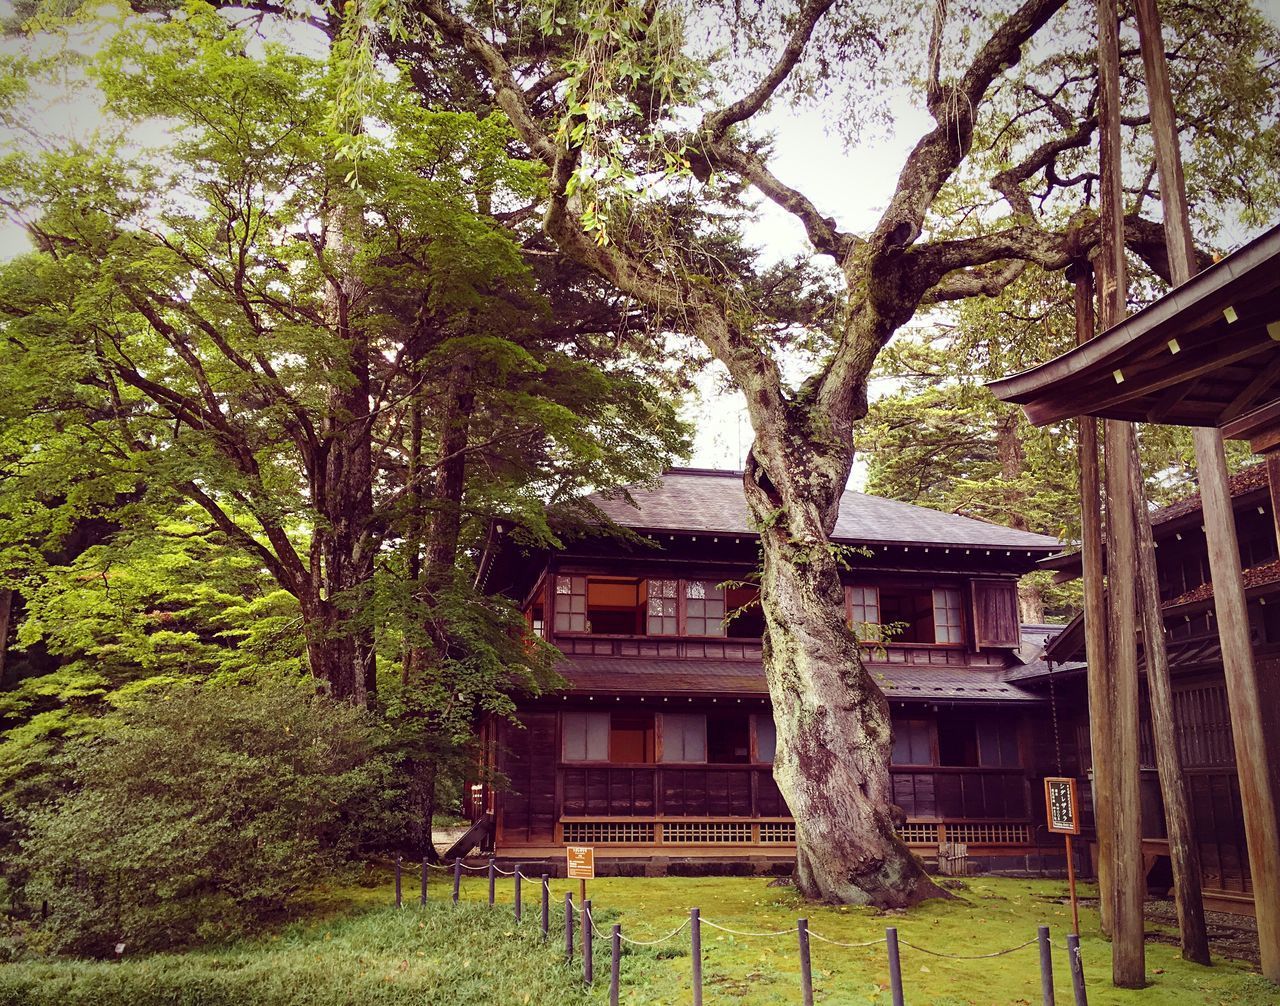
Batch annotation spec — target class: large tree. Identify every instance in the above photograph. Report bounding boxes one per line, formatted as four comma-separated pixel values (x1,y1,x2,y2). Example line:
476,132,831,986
0,7,686,706
373,0,1280,904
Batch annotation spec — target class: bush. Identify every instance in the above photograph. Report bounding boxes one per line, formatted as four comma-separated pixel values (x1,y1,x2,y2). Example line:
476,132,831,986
16,677,401,956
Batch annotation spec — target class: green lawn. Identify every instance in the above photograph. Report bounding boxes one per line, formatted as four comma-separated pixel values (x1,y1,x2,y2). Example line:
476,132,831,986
1,867,1274,1005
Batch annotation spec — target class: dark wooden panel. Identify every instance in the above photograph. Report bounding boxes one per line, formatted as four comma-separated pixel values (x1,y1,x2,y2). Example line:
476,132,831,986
971,579,1020,648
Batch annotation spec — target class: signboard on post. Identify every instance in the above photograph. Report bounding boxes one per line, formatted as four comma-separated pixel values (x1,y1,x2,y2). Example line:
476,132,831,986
1044,777,1081,834
566,846,595,879
1043,776,1082,935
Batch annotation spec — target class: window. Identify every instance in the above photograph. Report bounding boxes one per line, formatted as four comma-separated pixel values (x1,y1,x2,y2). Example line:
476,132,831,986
526,601,544,638
609,713,655,762
977,715,1021,767
685,580,726,636
725,585,765,638
879,587,936,643
563,711,609,761
932,588,964,644
754,714,777,763
646,578,678,635
661,713,707,762
936,711,979,767
891,717,933,765
554,575,587,633
707,713,751,763
586,576,645,634
849,585,881,641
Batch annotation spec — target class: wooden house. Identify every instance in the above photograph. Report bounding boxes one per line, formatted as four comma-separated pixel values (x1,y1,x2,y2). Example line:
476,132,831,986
472,468,1069,874
1035,463,1280,914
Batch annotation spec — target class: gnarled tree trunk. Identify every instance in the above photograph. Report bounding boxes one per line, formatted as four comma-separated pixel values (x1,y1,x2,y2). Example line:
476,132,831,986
743,450,945,906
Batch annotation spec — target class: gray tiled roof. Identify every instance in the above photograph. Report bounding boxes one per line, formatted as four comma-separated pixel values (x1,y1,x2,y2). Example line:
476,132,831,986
589,469,1061,551
557,655,1043,703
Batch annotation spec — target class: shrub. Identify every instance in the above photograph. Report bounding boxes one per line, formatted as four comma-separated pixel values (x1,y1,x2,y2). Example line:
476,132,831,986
16,677,401,955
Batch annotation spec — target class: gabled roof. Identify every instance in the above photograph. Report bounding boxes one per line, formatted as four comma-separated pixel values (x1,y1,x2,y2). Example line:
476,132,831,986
588,469,1060,552
555,655,1044,702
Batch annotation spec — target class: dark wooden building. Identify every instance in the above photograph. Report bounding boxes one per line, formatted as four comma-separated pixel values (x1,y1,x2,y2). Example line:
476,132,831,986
473,468,1073,872
1034,463,1280,913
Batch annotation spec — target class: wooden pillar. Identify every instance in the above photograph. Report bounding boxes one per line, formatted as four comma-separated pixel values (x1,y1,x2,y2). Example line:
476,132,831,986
1127,427,1211,965
1133,0,1280,981
1097,0,1144,985
1071,260,1114,936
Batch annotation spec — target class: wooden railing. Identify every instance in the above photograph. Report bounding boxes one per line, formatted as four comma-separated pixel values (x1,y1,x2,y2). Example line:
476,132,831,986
558,764,1031,823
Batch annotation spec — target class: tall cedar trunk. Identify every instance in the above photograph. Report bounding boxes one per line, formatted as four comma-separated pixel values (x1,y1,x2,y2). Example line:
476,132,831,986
402,355,476,860
742,453,947,906
310,195,376,706
995,412,1044,622
0,588,11,688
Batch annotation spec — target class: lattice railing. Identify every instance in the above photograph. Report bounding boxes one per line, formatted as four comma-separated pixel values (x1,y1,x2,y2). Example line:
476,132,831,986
558,819,1026,846
895,822,1030,846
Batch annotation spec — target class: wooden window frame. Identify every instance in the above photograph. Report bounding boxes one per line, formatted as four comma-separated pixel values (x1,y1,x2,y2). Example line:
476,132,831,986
844,582,967,649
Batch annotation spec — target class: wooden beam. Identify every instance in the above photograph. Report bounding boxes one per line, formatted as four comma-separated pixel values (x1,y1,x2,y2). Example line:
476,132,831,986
1219,353,1280,424
1074,261,1115,938
1098,0,1144,985
1135,0,1280,981
1127,426,1211,965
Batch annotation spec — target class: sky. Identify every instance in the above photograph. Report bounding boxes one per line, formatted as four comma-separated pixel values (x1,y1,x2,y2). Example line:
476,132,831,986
2,1,1278,485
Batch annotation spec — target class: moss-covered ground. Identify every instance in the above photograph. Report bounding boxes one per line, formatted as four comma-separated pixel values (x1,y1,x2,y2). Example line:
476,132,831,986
1,866,1274,1005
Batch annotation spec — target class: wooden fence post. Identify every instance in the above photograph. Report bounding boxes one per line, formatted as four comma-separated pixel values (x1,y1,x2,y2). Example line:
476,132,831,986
487,858,495,906
1067,933,1088,1006
798,918,813,1006
691,908,702,1006
452,859,461,904
514,863,522,921
886,926,905,1006
583,898,593,985
420,859,428,906
541,874,550,940
564,892,574,962
1038,926,1055,1006
394,856,402,908
610,924,621,1006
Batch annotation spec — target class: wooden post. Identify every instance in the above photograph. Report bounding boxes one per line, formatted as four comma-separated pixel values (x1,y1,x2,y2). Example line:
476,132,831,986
1072,259,1113,937
1097,0,1144,985
564,892,574,962
541,874,550,940
487,858,495,906
1193,429,1280,981
452,858,461,904
1128,427,1211,964
1038,926,1055,1006
691,908,702,1006
1065,836,1080,937
420,858,428,905
583,898,593,985
514,863,522,921
1132,0,1280,981
886,926,905,1006
798,918,813,1006
1067,933,1089,1006
610,924,621,1006
394,855,402,908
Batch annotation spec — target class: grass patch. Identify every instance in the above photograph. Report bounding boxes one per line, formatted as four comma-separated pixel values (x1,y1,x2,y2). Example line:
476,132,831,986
2,868,1274,1006
0,898,595,1006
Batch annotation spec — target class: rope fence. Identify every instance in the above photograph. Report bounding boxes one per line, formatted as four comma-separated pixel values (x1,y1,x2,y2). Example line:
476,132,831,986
391,855,1091,1005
